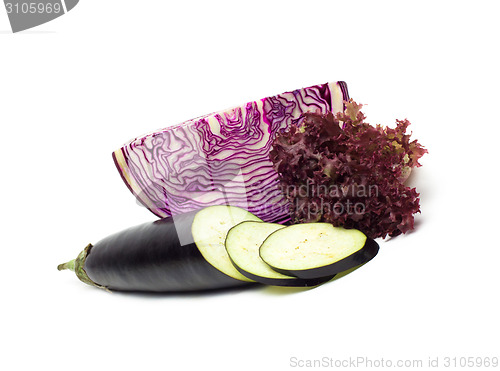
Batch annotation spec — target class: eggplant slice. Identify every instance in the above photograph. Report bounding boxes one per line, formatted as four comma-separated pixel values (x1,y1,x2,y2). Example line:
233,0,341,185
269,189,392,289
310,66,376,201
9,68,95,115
226,221,335,287
191,205,262,282
259,223,379,279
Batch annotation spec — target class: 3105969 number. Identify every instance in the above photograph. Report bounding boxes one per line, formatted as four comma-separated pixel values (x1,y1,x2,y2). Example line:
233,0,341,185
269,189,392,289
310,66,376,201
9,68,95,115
5,2,62,14
443,357,498,368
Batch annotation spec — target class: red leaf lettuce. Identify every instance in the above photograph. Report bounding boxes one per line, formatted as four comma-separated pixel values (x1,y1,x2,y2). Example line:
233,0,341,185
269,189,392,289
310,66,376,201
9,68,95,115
269,100,427,239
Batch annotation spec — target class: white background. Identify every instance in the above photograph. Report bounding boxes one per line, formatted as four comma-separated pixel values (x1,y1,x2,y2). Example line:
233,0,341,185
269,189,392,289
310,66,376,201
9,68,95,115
1,1,499,370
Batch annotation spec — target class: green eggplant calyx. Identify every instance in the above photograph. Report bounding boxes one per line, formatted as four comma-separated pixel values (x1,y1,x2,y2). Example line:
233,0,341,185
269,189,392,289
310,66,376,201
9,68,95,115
58,244,111,292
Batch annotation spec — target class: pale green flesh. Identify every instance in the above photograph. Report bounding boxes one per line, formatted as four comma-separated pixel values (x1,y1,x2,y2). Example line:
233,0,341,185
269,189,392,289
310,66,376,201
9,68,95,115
260,223,367,271
225,221,297,280
191,206,262,282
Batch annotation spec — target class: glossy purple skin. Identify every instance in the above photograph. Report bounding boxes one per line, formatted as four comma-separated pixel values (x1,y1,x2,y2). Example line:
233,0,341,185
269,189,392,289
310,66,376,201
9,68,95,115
84,212,252,292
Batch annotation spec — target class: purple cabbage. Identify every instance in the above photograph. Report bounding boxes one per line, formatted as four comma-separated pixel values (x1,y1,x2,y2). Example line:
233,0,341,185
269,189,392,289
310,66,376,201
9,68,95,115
113,82,350,222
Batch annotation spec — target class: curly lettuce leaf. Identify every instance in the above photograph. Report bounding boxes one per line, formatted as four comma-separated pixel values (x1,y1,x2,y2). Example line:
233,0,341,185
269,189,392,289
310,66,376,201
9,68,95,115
269,100,427,239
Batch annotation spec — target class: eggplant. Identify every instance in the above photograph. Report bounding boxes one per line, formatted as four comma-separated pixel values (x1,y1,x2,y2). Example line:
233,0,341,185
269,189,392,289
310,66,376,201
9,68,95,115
259,223,379,279
191,205,262,282
58,210,255,292
225,221,336,287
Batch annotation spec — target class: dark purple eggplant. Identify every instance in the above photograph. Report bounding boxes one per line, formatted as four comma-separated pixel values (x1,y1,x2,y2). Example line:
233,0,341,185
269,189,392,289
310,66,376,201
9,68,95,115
57,210,255,293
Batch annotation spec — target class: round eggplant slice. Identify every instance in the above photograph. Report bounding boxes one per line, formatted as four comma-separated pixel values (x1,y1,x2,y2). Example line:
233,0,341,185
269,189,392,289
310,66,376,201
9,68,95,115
225,221,336,287
191,205,262,282
259,223,379,279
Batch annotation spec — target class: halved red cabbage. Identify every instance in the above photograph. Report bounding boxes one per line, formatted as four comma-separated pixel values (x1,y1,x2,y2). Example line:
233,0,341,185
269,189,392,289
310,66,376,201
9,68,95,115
113,82,349,223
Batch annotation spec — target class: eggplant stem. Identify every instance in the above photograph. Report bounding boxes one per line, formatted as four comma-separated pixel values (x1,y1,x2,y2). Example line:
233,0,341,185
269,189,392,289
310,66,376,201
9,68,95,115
57,244,111,293
57,260,75,272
